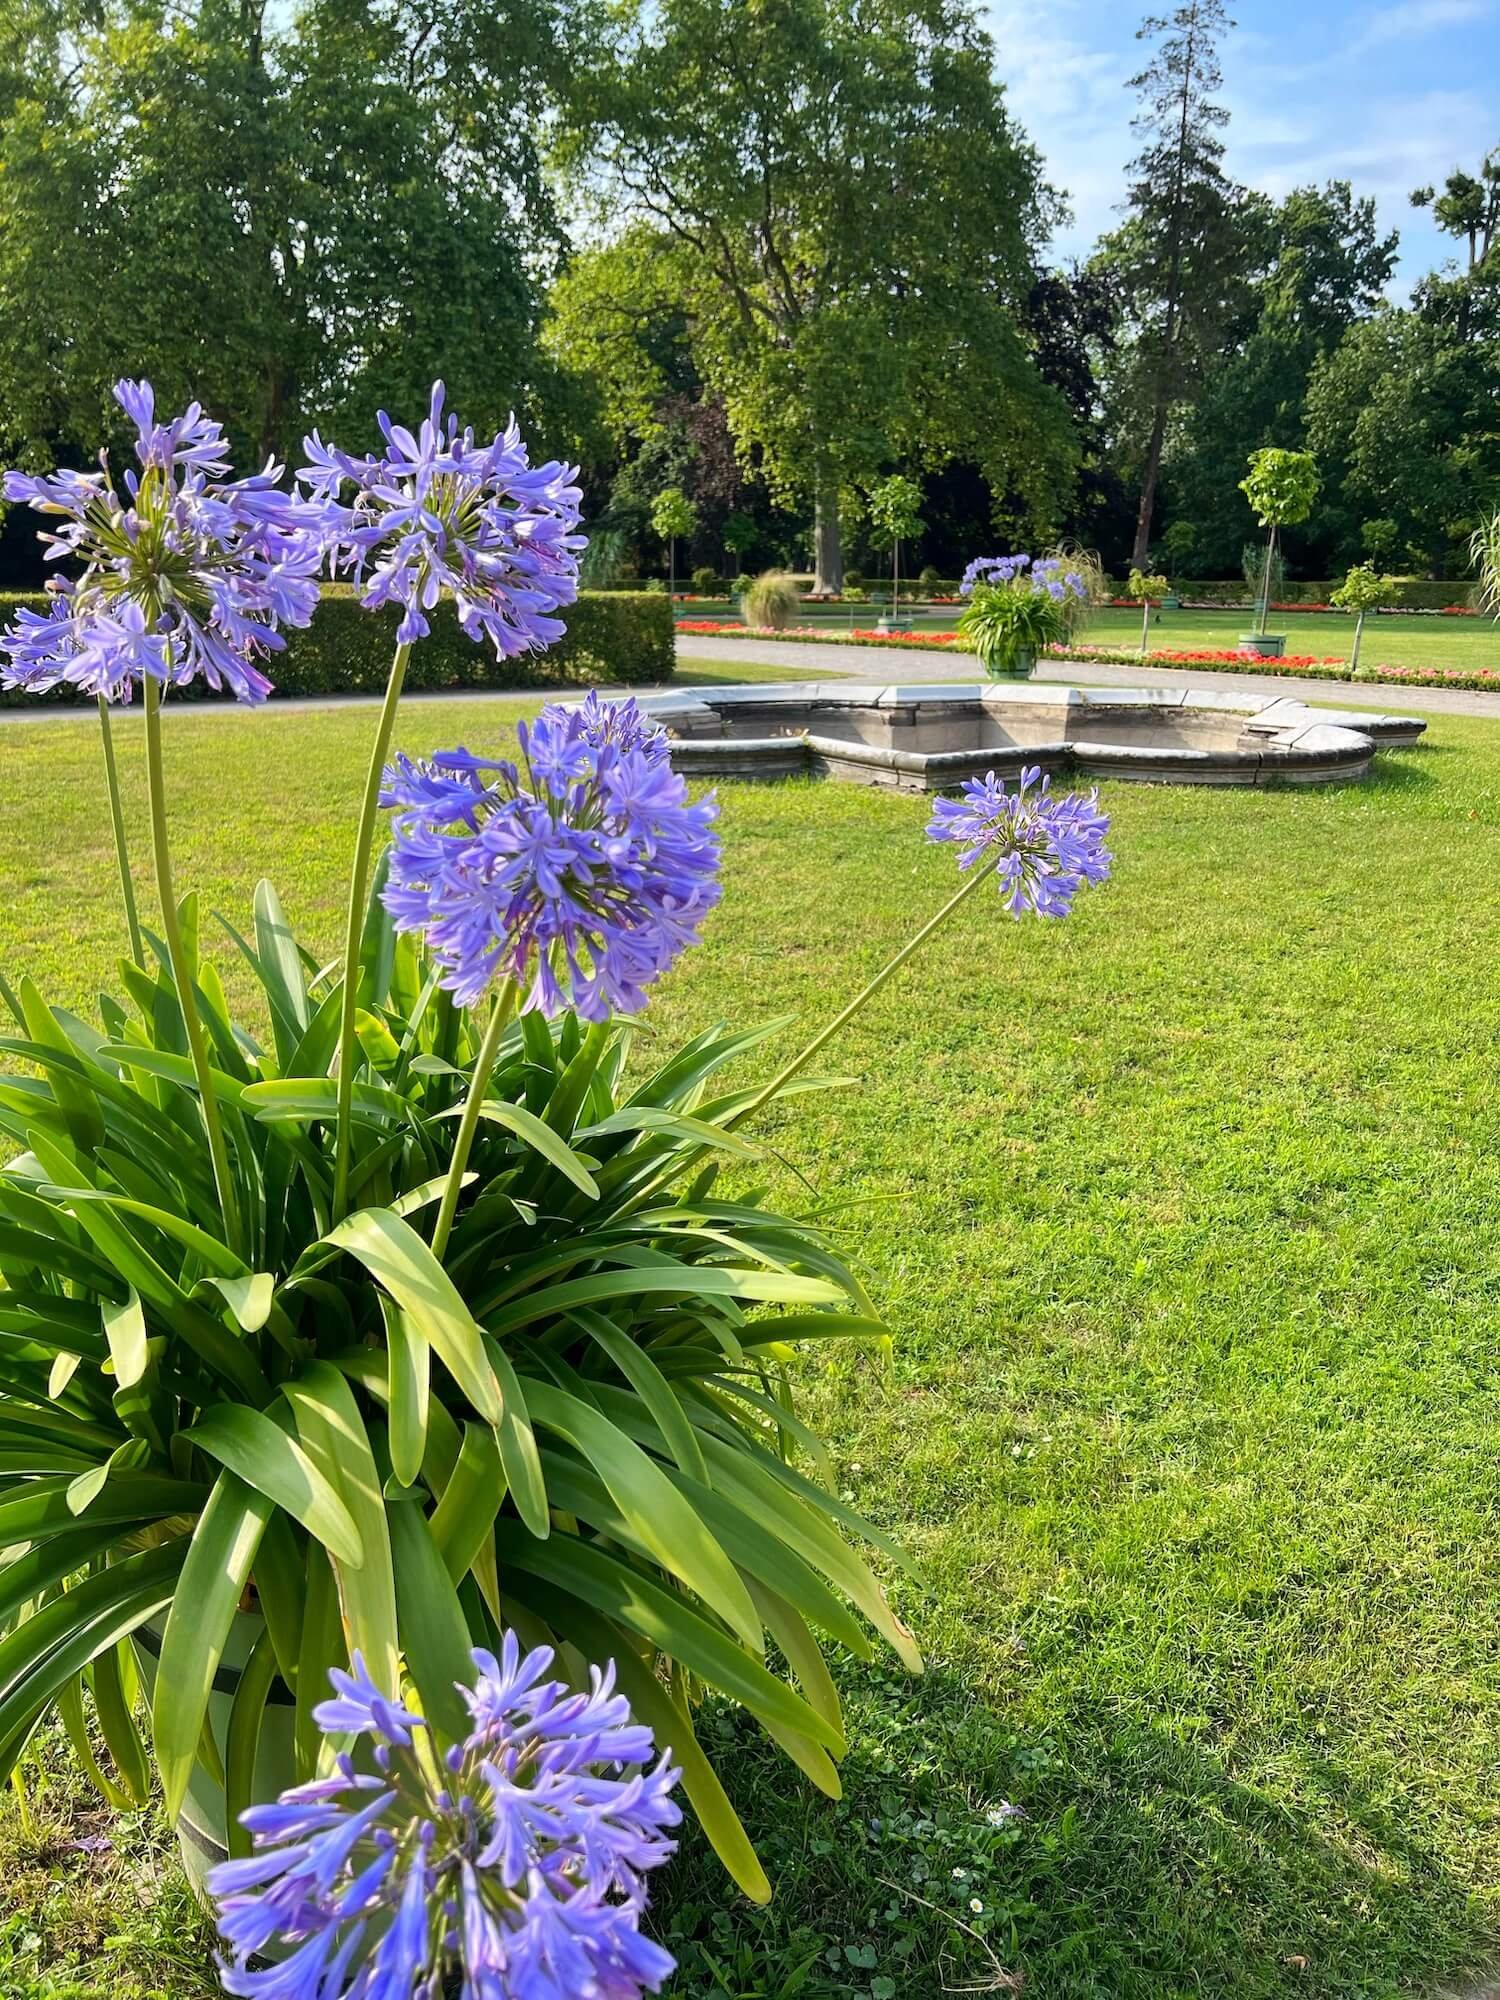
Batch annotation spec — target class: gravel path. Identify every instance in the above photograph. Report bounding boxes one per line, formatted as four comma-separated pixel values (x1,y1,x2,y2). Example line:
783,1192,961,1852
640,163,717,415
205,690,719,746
3,636,1496,727
675,636,1500,722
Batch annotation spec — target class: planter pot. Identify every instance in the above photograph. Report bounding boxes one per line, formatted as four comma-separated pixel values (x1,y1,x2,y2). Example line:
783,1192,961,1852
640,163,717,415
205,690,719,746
1161,595,1181,611
134,1610,297,1901
1238,633,1287,658
876,616,913,635
986,650,1036,681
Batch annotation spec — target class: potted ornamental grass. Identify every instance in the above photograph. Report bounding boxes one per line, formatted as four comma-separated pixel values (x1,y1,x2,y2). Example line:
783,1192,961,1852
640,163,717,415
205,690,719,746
956,553,1090,678
0,381,1112,1998
1238,447,1319,658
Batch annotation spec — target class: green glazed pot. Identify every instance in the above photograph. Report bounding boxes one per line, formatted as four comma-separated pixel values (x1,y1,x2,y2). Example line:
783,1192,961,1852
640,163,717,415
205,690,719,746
985,648,1035,680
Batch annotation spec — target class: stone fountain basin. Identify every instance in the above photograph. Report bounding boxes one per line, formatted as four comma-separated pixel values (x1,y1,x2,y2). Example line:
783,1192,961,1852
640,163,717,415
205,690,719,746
597,681,1424,791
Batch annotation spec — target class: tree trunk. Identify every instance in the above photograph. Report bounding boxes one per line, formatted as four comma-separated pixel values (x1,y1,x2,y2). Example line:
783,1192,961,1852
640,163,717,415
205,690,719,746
1257,524,1278,635
1131,401,1169,570
813,474,843,596
1351,608,1364,674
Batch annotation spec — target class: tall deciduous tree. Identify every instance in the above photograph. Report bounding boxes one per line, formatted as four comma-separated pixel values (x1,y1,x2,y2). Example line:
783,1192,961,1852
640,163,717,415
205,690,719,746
559,0,1077,593
1305,310,1500,573
0,0,570,481
1410,145,1500,344
1163,182,1397,575
1097,0,1249,568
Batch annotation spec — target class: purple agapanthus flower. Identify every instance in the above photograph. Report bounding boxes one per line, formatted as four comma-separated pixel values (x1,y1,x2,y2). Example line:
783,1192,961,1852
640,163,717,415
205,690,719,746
0,380,332,703
301,382,585,654
379,696,720,1017
206,1638,681,2000
926,765,1112,917
959,554,1088,603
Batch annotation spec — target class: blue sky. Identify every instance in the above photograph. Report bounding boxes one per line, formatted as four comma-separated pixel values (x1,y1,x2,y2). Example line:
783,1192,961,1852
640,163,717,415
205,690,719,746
983,0,1500,293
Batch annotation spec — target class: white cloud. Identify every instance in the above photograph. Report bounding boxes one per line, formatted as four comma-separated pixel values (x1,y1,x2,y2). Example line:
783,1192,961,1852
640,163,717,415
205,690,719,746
1352,0,1492,51
981,0,1493,290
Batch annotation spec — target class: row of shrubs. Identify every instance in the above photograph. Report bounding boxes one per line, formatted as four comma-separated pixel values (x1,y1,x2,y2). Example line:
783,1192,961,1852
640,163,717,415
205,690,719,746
0,589,676,704
671,571,1479,610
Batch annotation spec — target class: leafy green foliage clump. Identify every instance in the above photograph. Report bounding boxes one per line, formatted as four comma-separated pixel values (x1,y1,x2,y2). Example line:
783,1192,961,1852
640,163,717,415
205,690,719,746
0,881,912,1899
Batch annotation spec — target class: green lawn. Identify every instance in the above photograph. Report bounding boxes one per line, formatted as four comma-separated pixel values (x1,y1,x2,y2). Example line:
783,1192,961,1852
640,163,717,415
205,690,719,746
681,602,1500,675
5,695,1500,1998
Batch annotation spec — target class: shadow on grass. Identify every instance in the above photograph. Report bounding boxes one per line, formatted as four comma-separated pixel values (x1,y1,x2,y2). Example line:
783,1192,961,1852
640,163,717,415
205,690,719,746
660,1663,1495,2000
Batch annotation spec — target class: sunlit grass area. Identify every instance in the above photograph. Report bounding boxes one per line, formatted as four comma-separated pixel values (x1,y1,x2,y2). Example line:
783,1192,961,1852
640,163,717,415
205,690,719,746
4,696,1500,1997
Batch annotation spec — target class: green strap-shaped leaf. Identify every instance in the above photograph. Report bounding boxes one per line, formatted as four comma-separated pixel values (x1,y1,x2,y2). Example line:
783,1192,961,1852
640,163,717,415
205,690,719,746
224,1626,281,1860
494,1525,839,1754
295,1544,345,1780
530,1594,771,1906
153,1473,271,1820
89,1640,153,1807
0,1542,186,1785
387,1498,473,1741
200,1271,276,1333
574,1309,708,1482
324,1208,501,1425
182,1407,364,1569
484,1264,846,1342
382,1300,429,1490
429,1422,506,1589
18,977,105,1152
280,1362,398,1695
250,1507,306,1694
57,1674,135,1812
523,1379,760,1651
452,1102,600,1198
102,1288,149,1389
254,879,311,1059
479,1336,548,1538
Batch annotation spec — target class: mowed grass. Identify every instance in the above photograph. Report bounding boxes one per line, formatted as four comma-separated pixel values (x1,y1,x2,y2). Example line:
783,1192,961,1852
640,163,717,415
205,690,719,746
681,601,1500,675
5,695,1500,1997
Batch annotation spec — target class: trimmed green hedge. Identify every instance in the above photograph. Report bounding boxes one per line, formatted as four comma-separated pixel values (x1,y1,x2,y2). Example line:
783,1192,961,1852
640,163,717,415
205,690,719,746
0,589,674,706
1160,578,1473,610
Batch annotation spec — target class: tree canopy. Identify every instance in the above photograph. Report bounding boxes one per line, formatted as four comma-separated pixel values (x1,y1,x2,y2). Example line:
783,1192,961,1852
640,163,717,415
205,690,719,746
556,0,1078,590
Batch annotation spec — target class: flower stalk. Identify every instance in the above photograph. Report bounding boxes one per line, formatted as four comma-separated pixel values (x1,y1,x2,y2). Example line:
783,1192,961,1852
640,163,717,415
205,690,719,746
731,851,1001,1128
331,639,411,1222
96,696,144,967
430,980,518,1258
142,677,241,1253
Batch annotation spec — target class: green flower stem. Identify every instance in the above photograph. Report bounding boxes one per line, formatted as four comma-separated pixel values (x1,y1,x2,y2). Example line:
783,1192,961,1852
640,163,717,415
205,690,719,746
332,639,412,1223
142,677,241,1253
731,849,1002,1130
97,696,144,967
430,983,519,1260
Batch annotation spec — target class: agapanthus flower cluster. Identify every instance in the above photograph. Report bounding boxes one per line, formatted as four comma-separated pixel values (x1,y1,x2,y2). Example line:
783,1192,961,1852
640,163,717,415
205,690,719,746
0,380,333,703
301,382,584,654
926,765,1112,917
959,554,1088,603
380,694,720,1017
207,1640,681,2000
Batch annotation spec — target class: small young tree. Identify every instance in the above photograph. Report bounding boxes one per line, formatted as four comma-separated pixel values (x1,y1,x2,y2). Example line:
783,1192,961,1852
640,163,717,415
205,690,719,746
651,486,698,599
1330,562,1388,675
1239,448,1320,634
1127,565,1171,655
867,475,925,619
722,509,758,575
